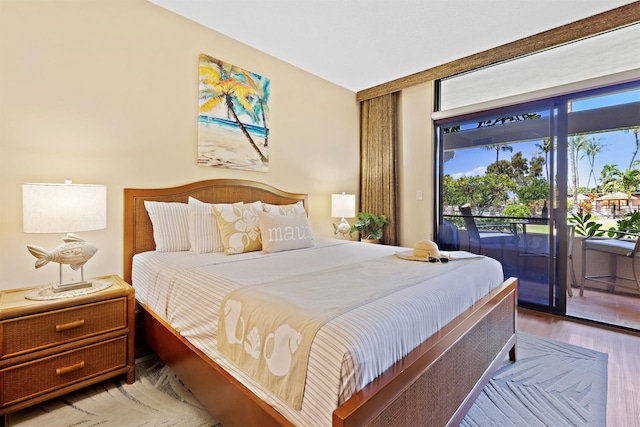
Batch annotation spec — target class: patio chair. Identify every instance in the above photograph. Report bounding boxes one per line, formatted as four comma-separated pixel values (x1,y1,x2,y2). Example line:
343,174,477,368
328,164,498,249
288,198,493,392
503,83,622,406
439,219,460,251
458,206,515,254
581,230,640,296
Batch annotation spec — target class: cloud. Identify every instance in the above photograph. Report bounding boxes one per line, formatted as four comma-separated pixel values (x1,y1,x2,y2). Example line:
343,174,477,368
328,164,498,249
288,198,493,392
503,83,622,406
451,166,486,179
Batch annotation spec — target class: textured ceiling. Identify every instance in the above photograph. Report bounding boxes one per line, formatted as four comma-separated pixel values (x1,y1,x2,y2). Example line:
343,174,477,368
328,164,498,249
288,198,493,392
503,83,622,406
148,0,637,92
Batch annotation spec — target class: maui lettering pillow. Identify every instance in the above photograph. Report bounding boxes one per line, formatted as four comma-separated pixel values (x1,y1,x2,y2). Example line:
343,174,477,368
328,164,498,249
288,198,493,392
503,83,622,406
258,209,314,253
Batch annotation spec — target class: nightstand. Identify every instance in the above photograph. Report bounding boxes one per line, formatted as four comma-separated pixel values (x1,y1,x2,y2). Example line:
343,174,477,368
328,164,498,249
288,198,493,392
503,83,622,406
0,275,135,420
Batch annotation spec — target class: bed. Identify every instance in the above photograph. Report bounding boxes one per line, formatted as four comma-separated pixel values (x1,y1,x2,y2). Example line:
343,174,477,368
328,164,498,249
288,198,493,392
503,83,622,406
123,179,517,427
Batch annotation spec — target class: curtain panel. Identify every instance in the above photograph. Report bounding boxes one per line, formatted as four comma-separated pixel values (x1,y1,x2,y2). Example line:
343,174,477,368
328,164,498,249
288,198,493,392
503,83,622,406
359,92,399,245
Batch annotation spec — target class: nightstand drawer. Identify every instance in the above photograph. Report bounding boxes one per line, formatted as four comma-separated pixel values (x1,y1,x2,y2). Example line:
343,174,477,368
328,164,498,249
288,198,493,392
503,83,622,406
1,298,127,359
0,336,127,407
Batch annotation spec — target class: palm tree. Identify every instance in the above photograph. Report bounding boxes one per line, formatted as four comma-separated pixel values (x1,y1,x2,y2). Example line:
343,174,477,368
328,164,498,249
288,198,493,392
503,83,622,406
569,135,588,198
629,127,639,170
604,168,640,212
483,144,513,164
533,138,552,182
253,79,270,147
620,168,640,200
600,164,621,190
581,137,607,189
199,55,268,163
569,138,576,211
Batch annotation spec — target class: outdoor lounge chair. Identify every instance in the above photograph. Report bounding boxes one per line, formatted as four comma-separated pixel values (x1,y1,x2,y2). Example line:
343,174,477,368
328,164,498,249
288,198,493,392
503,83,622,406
581,230,640,296
458,206,516,255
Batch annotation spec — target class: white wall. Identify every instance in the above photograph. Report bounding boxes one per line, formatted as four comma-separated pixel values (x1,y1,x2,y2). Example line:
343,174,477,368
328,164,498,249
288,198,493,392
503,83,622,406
0,0,360,289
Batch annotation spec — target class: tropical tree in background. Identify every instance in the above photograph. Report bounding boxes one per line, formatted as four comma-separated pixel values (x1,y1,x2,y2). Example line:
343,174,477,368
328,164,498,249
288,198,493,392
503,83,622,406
582,137,607,190
529,155,545,181
627,127,639,170
602,168,640,209
442,174,467,208
569,135,589,210
620,168,640,200
485,151,542,188
448,173,516,215
516,178,549,207
445,151,545,215
600,163,621,191
483,144,513,164
533,138,553,182
199,55,268,163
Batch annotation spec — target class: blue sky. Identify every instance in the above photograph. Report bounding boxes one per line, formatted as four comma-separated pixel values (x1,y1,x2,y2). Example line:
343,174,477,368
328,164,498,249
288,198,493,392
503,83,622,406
444,88,640,189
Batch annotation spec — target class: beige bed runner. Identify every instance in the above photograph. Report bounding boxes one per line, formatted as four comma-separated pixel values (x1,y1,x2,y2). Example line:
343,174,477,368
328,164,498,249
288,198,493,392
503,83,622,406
217,254,460,409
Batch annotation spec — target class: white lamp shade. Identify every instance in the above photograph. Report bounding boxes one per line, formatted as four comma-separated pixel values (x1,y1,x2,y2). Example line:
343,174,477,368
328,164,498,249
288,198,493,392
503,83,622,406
23,183,107,233
331,193,356,218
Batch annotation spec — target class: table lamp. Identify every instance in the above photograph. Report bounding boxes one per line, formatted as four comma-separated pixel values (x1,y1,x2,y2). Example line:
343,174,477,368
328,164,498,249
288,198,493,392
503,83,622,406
331,193,356,237
22,180,107,292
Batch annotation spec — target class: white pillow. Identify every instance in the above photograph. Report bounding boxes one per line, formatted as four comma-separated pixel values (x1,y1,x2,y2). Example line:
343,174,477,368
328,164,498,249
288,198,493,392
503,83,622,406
258,209,314,253
144,201,190,252
188,197,225,253
213,201,263,255
262,201,306,216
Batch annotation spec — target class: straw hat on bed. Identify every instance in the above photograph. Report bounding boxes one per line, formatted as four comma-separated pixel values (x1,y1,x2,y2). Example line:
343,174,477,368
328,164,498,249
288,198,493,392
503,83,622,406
396,240,440,261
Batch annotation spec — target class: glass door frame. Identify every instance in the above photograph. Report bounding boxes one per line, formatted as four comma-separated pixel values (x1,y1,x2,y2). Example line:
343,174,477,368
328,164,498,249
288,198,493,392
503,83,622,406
435,79,640,317
434,98,571,314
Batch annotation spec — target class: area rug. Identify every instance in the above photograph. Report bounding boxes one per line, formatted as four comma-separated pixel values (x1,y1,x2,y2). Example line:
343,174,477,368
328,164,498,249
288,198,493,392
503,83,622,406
461,332,608,427
7,333,607,427
6,354,221,427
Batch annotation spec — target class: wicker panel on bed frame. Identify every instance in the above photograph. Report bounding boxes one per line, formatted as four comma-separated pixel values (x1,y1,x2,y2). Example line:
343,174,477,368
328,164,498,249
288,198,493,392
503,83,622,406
336,283,516,427
123,179,517,427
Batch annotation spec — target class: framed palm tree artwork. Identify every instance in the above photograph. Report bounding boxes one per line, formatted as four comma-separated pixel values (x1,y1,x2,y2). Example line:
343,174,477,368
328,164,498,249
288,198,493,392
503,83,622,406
198,53,270,172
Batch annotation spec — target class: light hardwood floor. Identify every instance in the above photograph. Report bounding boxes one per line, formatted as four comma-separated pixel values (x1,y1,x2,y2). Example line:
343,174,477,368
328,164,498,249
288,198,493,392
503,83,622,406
566,287,640,330
518,308,640,427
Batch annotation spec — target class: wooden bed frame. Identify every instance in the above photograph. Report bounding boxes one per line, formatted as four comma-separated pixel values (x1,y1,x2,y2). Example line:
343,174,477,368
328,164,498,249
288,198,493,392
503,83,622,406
123,179,517,427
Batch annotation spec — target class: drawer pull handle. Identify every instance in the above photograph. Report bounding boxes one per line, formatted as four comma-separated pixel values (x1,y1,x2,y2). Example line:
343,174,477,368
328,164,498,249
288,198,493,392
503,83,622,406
55,320,85,332
56,361,85,375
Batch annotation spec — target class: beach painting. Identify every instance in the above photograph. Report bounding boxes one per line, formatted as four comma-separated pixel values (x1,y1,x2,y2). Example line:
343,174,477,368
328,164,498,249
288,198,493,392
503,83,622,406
198,53,270,172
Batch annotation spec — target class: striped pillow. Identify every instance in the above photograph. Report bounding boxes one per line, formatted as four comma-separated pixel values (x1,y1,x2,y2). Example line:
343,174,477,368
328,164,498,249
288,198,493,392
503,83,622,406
144,201,190,252
188,197,225,253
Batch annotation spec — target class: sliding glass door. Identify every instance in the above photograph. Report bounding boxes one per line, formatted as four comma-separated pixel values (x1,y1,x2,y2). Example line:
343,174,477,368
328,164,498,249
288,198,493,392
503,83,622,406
435,81,640,321
436,103,560,310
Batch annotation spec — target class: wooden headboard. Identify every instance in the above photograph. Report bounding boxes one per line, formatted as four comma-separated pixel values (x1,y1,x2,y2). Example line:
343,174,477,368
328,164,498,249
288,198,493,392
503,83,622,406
123,179,308,284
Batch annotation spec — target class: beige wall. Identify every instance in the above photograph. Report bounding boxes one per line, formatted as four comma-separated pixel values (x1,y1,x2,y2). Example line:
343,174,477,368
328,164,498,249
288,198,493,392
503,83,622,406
397,83,435,247
0,0,361,289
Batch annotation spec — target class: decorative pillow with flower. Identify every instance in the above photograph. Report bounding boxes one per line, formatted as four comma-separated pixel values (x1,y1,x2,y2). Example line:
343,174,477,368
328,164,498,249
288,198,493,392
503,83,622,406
213,201,263,254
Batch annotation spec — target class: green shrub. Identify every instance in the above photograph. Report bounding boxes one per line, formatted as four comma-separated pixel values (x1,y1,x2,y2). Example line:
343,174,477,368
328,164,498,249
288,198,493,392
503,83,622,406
503,204,530,218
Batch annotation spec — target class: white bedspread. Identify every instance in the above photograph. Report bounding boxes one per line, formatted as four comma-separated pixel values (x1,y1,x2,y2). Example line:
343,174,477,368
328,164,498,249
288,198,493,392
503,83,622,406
132,238,504,427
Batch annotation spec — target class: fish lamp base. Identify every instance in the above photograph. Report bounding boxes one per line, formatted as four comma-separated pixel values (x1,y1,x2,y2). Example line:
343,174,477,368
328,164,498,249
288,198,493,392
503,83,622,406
52,280,93,293
51,263,92,293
